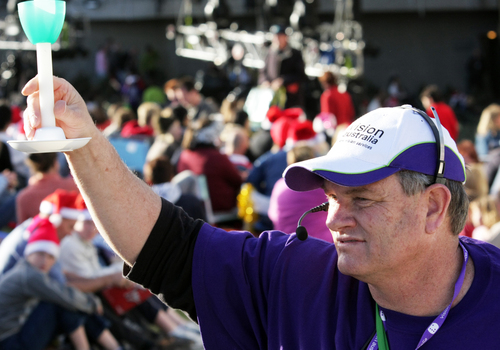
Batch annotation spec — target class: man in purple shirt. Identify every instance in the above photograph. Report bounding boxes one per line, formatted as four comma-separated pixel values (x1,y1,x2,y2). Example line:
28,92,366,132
22,77,500,349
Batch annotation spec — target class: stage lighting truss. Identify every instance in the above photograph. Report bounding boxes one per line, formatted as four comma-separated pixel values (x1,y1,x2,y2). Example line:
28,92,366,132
168,0,365,79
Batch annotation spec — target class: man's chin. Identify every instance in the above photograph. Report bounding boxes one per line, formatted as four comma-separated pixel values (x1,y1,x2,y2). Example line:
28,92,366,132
337,257,367,279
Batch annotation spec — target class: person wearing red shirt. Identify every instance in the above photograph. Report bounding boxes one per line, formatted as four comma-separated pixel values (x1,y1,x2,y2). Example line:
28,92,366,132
177,118,242,213
421,85,459,141
16,153,77,223
318,71,355,127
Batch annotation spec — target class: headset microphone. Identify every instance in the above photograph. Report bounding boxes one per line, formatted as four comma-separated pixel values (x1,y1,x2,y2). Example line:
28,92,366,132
296,202,329,241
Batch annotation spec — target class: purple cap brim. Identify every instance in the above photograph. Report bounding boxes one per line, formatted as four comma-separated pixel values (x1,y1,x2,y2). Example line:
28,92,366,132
284,143,466,191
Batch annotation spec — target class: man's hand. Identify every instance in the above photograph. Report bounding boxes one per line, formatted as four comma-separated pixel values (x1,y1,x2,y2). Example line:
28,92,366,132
22,76,162,266
21,76,97,140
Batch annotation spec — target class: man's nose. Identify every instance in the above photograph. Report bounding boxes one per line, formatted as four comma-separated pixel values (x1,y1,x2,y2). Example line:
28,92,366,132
326,201,356,232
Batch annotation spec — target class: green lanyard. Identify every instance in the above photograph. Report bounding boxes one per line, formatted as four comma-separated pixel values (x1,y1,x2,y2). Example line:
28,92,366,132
375,304,390,350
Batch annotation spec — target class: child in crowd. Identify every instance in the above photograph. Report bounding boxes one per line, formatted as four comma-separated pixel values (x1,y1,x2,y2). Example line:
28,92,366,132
0,219,120,350
60,208,203,347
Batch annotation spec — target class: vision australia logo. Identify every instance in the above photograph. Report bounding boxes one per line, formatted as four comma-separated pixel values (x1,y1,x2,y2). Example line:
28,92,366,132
343,124,385,145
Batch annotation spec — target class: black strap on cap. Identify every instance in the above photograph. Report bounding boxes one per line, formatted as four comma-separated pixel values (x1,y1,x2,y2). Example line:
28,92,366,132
400,105,446,185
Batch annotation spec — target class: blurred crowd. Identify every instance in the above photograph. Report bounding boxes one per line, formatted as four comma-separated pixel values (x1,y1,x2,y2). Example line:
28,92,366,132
1,30,500,349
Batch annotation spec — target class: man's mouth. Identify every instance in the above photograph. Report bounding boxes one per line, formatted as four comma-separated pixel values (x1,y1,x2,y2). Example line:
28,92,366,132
336,236,365,244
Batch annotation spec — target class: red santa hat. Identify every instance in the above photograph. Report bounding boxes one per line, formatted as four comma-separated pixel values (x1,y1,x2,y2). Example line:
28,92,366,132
266,106,283,123
270,117,293,148
24,219,60,258
39,190,81,227
288,120,316,143
266,106,304,123
75,193,92,222
281,108,304,120
268,107,305,148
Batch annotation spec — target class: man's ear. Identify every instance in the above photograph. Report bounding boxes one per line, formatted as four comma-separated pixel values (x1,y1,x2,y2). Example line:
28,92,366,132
424,184,452,234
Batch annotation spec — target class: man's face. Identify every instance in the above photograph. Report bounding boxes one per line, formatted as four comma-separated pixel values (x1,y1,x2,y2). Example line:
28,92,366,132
165,88,178,104
276,33,288,50
57,218,77,239
74,220,98,242
175,88,187,105
26,251,56,273
323,174,427,282
169,120,183,142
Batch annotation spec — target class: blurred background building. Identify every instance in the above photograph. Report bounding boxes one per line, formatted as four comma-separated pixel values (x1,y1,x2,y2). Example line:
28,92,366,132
0,0,497,130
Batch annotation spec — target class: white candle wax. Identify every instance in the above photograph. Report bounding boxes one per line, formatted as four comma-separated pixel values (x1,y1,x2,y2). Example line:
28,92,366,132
36,42,56,129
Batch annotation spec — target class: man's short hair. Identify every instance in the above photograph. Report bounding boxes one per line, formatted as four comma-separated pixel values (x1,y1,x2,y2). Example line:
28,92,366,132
397,170,469,235
155,107,176,135
144,156,175,184
318,72,337,87
420,85,443,103
27,153,58,173
179,77,196,92
163,78,179,93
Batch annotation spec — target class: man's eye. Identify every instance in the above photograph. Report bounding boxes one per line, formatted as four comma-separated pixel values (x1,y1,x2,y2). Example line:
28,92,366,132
355,197,372,205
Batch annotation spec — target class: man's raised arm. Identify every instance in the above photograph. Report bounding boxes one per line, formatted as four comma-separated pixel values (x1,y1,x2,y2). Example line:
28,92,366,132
22,76,161,266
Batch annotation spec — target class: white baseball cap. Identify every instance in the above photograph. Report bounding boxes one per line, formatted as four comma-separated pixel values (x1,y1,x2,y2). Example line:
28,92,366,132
283,106,466,191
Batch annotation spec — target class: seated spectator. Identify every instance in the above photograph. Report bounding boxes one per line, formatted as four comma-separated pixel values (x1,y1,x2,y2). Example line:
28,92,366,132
475,104,500,190
144,156,206,221
0,138,12,173
177,115,242,213
285,119,330,157
146,107,184,167
234,110,250,131
220,94,246,125
102,107,135,139
247,109,297,197
138,102,161,132
469,195,500,243
247,109,303,231
120,102,158,138
220,124,252,180
0,190,81,280
176,76,218,121
87,102,111,131
163,78,180,107
0,100,29,183
0,169,17,230
268,145,332,242
482,190,500,249
60,212,202,346
248,127,273,162
59,212,128,289
475,103,500,160
16,152,77,223
172,105,189,129
0,219,120,350
456,140,488,201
